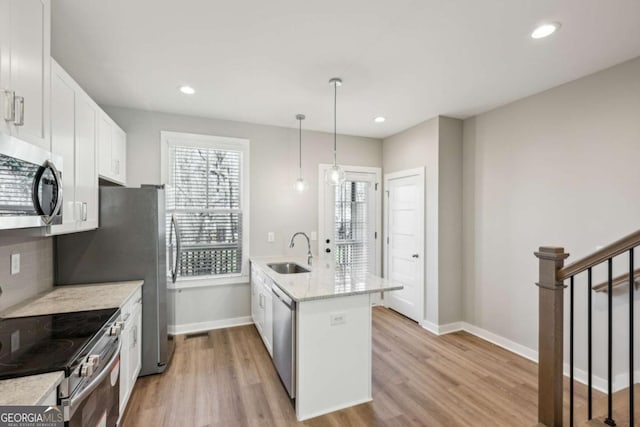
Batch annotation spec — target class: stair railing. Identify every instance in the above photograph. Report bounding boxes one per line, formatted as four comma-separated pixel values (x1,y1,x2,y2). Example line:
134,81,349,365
535,229,639,427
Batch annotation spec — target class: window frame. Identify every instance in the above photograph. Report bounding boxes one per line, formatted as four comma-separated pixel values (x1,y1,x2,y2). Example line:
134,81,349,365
161,131,250,289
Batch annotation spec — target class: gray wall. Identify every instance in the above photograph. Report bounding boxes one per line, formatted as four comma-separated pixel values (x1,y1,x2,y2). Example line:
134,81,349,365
103,106,382,329
462,56,640,383
0,235,53,312
437,117,463,325
382,116,463,325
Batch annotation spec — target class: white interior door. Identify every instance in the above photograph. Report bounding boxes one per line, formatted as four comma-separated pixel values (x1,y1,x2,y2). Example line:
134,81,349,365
384,168,425,322
318,165,381,276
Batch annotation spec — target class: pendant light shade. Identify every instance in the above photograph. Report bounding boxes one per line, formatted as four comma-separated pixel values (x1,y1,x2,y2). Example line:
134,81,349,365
295,114,307,192
325,77,345,186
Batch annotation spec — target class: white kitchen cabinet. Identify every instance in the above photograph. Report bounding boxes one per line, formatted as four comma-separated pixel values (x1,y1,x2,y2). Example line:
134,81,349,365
129,304,142,385
251,264,264,335
112,125,127,184
250,263,273,357
251,265,259,327
0,0,50,150
262,278,273,356
98,113,127,185
49,59,98,235
0,0,10,137
119,288,142,421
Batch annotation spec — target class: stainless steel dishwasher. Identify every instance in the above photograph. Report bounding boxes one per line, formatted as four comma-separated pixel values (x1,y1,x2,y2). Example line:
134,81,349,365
272,284,296,398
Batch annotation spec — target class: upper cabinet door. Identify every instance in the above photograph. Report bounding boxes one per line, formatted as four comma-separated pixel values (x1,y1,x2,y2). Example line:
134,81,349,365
75,94,98,229
98,113,113,179
0,0,10,136
112,125,126,184
98,113,127,186
50,63,76,230
9,0,50,149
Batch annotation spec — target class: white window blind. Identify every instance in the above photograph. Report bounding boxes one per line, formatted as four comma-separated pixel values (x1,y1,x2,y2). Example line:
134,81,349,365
334,181,371,272
166,143,244,279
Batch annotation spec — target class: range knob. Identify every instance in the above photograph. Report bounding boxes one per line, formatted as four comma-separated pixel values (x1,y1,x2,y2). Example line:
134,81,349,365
87,354,100,366
79,363,94,378
108,324,122,337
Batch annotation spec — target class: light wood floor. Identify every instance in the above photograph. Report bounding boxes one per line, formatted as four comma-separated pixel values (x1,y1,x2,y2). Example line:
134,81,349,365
121,307,636,427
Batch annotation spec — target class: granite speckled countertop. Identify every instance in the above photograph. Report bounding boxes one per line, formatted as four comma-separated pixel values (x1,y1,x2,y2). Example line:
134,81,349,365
250,256,403,302
0,280,143,405
1,280,143,318
0,371,64,406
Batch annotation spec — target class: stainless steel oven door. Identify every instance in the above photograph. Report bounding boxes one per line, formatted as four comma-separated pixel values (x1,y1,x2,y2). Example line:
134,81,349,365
64,340,121,427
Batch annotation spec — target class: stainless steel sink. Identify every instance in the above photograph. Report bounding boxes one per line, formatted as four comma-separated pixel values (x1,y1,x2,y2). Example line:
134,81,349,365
267,262,310,274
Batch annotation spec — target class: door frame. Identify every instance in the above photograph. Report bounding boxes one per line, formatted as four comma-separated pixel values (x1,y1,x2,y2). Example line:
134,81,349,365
318,164,382,276
383,167,425,321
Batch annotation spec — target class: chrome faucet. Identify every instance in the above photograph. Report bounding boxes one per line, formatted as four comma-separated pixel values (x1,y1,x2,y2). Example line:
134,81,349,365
289,232,312,266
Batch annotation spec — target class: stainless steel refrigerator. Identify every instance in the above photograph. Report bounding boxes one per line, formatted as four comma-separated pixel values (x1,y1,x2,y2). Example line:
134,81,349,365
55,185,174,376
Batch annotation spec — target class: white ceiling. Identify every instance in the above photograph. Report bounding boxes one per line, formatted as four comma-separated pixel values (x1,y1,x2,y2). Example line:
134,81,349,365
51,0,640,139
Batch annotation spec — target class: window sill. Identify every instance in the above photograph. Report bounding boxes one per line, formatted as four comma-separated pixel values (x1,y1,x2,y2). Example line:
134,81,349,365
167,274,249,290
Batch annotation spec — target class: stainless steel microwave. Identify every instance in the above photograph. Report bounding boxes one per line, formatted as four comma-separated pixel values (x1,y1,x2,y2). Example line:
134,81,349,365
0,133,63,229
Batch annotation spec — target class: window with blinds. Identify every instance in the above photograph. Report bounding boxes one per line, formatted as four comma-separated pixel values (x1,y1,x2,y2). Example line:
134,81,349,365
166,142,245,279
334,181,371,272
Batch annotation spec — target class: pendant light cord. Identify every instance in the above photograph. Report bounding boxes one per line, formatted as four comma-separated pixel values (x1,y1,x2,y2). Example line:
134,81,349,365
298,118,302,177
333,81,337,166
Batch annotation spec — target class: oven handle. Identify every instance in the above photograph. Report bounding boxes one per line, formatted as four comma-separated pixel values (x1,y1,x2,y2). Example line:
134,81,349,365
66,339,122,411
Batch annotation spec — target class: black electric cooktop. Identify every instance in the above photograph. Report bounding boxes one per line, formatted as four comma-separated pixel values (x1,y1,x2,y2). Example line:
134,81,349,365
0,308,117,380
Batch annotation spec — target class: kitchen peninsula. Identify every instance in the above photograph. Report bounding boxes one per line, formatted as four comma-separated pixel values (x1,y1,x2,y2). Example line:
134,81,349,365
250,256,403,421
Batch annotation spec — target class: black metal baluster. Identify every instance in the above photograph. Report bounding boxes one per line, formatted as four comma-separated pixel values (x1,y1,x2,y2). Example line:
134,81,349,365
588,267,593,420
570,275,575,426
605,258,616,426
630,249,635,427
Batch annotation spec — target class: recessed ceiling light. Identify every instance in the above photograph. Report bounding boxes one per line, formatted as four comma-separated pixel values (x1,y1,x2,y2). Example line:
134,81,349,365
374,116,386,123
179,85,195,95
531,22,560,39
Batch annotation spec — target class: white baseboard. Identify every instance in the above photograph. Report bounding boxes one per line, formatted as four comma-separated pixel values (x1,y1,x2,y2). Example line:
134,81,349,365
420,320,638,393
460,322,538,363
168,316,252,335
420,320,463,335
297,397,373,421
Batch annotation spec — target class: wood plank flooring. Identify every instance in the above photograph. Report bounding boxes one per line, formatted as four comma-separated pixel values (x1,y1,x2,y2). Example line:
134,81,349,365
121,307,634,427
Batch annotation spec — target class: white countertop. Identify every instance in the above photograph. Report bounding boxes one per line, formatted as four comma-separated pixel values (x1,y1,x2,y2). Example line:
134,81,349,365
0,280,143,318
0,371,65,406
250,256,403,302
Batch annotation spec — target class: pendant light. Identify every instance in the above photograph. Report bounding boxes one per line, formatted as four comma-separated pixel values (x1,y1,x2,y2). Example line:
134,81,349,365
295,114,306,192
325,77,345,186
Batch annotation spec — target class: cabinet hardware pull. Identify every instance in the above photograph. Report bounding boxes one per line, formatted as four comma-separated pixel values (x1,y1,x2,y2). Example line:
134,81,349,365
3,90,15,122
82,202,88,221
13,96,24,126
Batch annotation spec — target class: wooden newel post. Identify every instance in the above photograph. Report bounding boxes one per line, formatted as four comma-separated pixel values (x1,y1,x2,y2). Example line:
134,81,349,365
535,246,569,427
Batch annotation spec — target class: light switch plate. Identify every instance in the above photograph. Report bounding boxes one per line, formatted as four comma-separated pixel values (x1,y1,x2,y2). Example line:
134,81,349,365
310,231,317,241
267,232,275,243
10,253,20,275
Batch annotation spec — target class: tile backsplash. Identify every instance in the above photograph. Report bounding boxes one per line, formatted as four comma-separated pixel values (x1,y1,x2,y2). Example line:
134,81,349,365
0,235,53,313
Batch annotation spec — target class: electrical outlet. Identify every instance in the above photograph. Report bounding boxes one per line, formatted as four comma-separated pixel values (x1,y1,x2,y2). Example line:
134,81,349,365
10,253,20,275
310,231,317,241
330,312,346,326
267,232,275,243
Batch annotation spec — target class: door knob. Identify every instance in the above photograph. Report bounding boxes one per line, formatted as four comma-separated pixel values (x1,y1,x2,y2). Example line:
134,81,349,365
412,254,419,258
